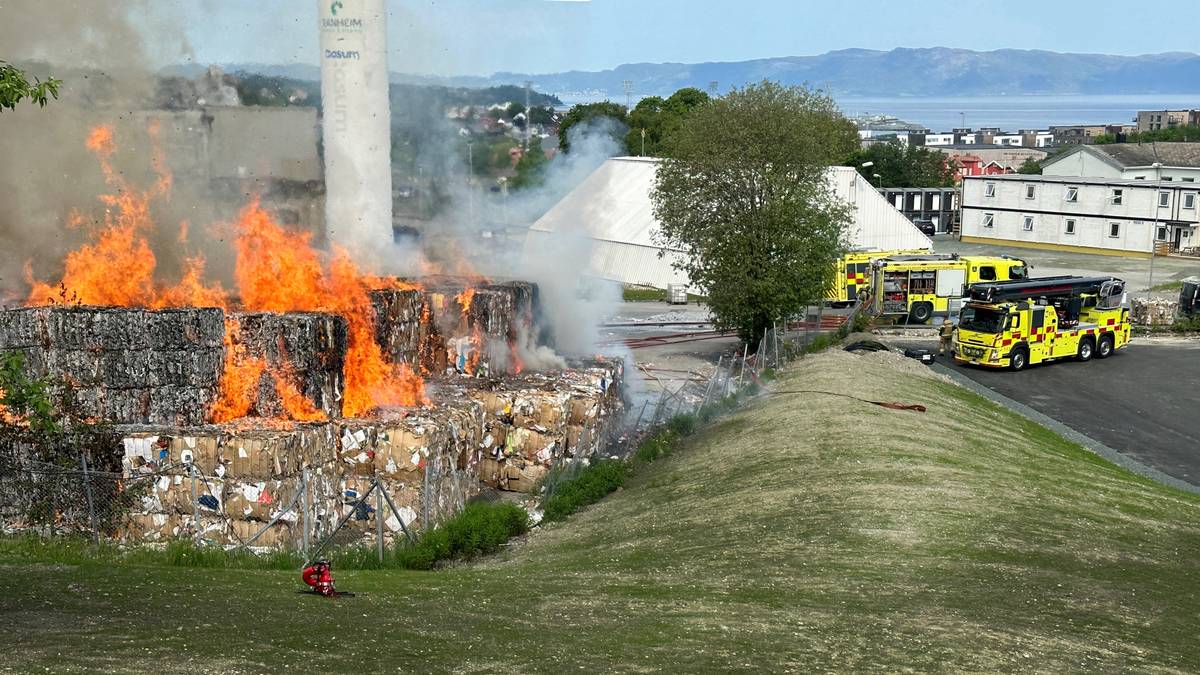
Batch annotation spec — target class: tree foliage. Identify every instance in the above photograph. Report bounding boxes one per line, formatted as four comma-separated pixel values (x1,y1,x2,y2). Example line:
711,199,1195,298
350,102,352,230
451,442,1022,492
0,61,61,112
846,141,955,187
557,101,628,152
0,352,60,434
509,136,549,190
651,81,858,343
1016,156,1043,174
625,87,710,157
1097,124,1200,145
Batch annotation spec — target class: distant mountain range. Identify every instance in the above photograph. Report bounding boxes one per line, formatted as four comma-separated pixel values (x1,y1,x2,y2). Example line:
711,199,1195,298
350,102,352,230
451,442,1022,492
173,48,1200,101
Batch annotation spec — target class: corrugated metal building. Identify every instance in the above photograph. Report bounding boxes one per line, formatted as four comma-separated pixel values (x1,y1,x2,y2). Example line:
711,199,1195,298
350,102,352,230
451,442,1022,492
525,157,932,288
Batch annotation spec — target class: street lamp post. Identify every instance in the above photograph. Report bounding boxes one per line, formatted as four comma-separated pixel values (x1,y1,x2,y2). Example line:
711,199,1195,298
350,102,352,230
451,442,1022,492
1149,161,1163,290
872,173,882,189
860,161,876,187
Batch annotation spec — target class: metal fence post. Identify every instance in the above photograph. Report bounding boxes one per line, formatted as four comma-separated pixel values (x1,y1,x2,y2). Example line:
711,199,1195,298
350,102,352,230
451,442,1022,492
79,453,100,549
375,477,385,563
421,458,431,531
301,468,311,559
737,343,749,389
189,465,200,545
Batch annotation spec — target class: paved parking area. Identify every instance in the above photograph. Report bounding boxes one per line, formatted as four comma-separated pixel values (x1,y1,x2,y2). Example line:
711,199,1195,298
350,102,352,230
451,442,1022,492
933,236,1200,297
929,337,1200,487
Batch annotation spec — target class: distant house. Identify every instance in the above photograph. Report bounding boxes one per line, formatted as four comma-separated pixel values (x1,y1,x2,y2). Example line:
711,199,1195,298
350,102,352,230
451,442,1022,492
961,174,1200,256
1041,143,1200,182
925,133,956,146
1136,109,1200,133
932,145,1047,181
1049,124,1126,146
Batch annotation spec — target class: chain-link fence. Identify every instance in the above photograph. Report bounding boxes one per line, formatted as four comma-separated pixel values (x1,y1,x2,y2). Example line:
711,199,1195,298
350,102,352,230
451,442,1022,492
0,449,475,562
628,300,864,433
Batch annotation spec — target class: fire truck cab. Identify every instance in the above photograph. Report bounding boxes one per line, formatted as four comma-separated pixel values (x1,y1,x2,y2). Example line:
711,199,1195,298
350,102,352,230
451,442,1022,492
954,276,1131,371
870,254,1028,323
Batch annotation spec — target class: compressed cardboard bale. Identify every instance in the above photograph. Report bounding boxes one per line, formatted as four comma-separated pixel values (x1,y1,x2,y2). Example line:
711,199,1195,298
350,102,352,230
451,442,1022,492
224,479,293,521
0,306,224,425
228,519,294,548
124,513,184,543
369,288,427,368
228,312,348,419
503,461,547,493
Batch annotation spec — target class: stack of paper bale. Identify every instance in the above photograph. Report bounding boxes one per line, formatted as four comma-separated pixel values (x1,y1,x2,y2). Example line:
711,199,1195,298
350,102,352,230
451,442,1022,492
369,288,427,369
1131,297,1179,325
228,312,348,418
118,423,336,547
0,306,224,426
370,278,537,377
470,358,625,492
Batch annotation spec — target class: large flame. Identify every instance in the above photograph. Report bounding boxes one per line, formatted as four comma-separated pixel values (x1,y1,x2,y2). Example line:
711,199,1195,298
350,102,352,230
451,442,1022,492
25,124,426,423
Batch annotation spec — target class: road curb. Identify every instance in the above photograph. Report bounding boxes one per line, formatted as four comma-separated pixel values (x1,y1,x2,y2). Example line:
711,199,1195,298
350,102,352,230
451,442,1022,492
931,361,1200,496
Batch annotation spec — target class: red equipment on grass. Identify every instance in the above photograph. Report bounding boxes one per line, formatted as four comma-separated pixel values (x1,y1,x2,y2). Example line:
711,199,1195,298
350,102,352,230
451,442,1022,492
301,560,346,597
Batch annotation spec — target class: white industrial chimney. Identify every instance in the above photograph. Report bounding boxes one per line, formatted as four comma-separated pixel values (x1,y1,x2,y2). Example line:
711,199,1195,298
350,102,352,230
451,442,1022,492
318,0,393,256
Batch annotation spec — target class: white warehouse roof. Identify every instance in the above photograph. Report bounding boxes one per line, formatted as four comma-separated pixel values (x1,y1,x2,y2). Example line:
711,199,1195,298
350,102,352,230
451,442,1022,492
524,157,932,289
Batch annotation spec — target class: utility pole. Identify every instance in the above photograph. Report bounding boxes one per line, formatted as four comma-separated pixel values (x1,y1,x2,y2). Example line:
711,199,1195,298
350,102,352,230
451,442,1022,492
623,80,634,111
640,128,646,157
1149,161,1163,289
523,80,532,151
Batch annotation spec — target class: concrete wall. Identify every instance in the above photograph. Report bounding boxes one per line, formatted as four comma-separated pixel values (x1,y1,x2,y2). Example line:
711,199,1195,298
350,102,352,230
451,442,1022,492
206,107,321,182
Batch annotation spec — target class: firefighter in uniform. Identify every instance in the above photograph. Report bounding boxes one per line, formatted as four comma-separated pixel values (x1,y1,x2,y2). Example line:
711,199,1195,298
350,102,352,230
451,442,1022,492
938,318,954,356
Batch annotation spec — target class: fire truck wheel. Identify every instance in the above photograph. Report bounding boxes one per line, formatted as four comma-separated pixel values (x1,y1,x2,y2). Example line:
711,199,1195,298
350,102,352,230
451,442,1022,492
1077,337,1095,362
1008,347,1028,371
909,302,933,324
1096,334,1114,359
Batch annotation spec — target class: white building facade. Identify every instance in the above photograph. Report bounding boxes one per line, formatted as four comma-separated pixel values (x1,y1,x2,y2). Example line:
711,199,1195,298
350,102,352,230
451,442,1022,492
961,175,1200,257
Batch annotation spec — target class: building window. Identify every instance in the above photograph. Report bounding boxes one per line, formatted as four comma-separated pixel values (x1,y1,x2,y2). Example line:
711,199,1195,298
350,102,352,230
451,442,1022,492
931,194,941,210
1159,191,1171,208
1065,186,1078,202
1065,219,1076,235
982,213,994,228
1184,177,1195,183
1158,226,1168,241
1022,216,1034,231
1111,189,1123,205
1109,222,1121,238
1025,185,1036,199
1163,177,1174,182
985,183,996,197
1185,193,1197,209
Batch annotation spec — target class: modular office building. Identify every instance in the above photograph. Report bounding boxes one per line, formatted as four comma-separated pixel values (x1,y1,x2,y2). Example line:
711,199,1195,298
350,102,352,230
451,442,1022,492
961,174,1200,257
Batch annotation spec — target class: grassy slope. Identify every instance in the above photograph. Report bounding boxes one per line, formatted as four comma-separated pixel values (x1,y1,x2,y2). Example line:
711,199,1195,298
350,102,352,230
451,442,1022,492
3,350,1200,672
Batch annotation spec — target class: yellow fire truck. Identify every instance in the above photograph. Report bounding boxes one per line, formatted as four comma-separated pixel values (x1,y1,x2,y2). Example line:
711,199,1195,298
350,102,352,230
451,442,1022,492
826,249,928,306
871,254,1029,323
954,276,1131,371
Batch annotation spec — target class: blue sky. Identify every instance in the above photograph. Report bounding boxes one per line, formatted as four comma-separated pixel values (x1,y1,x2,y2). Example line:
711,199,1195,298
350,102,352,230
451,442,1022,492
177,0,1200,76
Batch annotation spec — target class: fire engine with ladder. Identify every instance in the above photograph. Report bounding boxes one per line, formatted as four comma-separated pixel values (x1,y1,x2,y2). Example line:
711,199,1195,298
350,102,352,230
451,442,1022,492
953,276,1131,371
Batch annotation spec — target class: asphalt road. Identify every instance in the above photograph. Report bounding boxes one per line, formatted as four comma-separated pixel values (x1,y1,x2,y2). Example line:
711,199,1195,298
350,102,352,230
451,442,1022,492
937,340,1200,488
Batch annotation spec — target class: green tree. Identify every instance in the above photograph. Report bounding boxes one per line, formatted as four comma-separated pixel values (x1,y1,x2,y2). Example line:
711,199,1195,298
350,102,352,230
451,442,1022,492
510,136,549,190
1016,156,1042,174
847,141,955,188
625,87,711,157
0,61,61,112
557,101,628,152
651,81,858,343
1093,133,1117,145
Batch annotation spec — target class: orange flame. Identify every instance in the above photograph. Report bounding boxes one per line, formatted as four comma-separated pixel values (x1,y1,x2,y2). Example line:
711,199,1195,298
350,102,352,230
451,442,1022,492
26,123,426,423
227,199,426,416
